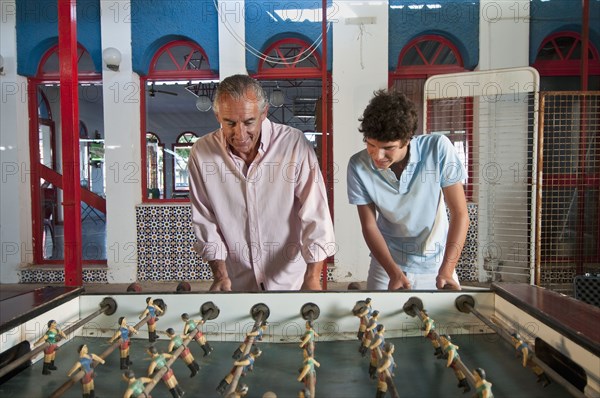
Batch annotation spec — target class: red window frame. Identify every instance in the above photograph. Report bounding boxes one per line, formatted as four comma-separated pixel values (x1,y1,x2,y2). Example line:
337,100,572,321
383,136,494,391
28,44,105,265
533,31,600,76
255,38,322,79
141,40,217,203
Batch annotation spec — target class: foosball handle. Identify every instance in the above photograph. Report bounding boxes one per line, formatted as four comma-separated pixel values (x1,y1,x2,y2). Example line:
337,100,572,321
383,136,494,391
300,303,320,322
250,303,270,322
200,301,220,320
455,295,475,314
402,297,424,317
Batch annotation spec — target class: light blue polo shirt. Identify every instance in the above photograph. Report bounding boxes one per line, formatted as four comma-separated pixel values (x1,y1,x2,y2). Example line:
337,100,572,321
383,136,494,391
347,134,465,274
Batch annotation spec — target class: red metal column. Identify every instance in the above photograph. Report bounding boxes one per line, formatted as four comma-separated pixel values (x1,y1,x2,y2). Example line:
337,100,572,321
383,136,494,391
581,0,589,91
58,0,82,286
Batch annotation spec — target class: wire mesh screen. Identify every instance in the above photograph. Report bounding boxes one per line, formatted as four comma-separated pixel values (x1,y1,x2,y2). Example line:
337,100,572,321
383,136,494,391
427,94,536,284
539,92,600,295
423,68,540,285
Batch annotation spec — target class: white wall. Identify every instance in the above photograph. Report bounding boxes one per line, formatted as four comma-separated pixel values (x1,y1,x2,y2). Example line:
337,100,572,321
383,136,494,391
0,0,32,283
217,0,247,78
478,0,530,70
332,2,389,283
101,0,140,283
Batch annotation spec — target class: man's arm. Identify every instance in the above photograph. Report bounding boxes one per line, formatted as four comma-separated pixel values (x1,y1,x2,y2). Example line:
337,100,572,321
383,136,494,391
302,261,323,290
188,146,229,288
208,260,231,291
437,183,469,290
357,204,411,290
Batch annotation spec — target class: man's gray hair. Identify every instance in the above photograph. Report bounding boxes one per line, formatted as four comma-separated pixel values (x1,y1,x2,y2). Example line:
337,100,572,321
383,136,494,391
213,74,268,114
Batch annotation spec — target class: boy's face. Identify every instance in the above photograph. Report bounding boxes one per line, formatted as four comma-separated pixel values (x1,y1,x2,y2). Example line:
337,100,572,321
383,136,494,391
365,138,408,170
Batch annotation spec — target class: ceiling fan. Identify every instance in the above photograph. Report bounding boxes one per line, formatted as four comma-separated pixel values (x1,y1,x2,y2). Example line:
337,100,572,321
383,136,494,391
148,82,178,97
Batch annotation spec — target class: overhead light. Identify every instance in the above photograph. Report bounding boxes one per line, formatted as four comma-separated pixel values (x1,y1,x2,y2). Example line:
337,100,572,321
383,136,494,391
102,47,121,71
196,95,212,112
186,82,217,112
270,82,285,107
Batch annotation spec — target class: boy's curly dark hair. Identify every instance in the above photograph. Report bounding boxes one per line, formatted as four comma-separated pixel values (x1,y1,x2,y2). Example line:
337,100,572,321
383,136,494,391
359,90,418,143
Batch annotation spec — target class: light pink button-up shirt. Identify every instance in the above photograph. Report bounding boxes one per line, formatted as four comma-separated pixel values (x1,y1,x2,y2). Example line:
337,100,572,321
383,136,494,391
188,119,336,291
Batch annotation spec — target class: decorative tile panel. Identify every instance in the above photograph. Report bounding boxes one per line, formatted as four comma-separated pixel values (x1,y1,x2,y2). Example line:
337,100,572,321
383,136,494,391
19,268,108,284
136,205,211,282
455,203,479,282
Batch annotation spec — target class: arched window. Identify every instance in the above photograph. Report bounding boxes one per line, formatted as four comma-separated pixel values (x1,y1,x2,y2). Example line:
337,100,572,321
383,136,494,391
396,35,465,76
146,133,165,199
37,43,98,80
148,40,213,79
257,38,322,79
391,35,472,198
534,32,600,76
141,40,218,201
172,132,199,196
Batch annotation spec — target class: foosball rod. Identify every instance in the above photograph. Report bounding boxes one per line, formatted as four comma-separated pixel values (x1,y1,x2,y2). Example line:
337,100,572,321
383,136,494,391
402,297,477,389
49,312,151,398
0,297,118,380
142,301,220,397
454,295,586,398
224,303,270,397
300,303,321,398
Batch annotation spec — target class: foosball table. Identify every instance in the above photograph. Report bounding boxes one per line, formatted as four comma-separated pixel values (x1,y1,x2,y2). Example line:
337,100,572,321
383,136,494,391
0,283,598,398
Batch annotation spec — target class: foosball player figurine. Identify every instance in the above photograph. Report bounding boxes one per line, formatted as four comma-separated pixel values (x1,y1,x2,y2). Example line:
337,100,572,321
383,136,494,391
216,347,262,395
422,311,443,358
368,324,386,379
297,352,320,398
109,317,138,369
472,368,494,398
376,342,396,398
510,332,550,386
123,370,154,398
166,327,200,377
299,321,318,358
353,305,370,341
139,297,164,343
439,335,470,393
233,321,268,360
360,310,380,357
146,345,184,398
35,319,68,375
67,344,106,398
181,312,213,357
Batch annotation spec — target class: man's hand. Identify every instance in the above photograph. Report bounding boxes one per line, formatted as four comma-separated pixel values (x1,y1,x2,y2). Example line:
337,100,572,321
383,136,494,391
301,262,323,290
388,271,411,290
210,277,232,291
209,260,231,291
436,273,460,290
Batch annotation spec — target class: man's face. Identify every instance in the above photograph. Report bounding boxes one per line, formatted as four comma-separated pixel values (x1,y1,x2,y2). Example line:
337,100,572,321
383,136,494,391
215,91,268,161
365,138,408,169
